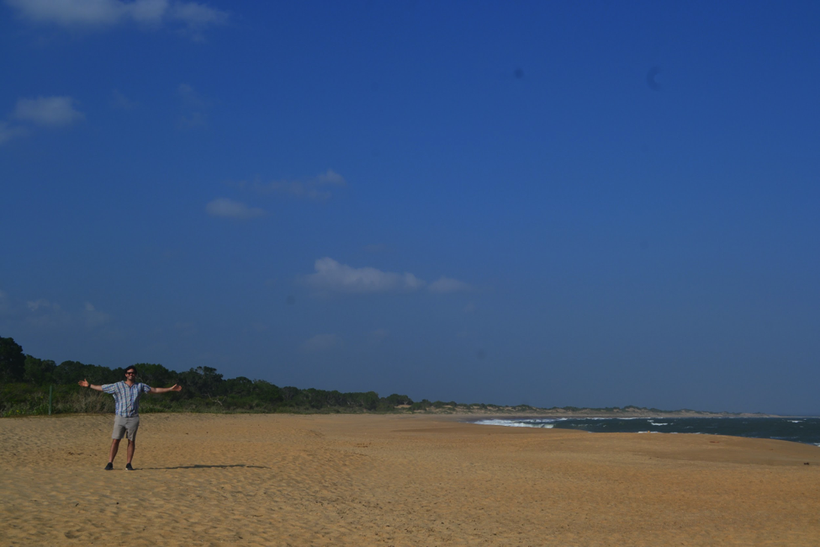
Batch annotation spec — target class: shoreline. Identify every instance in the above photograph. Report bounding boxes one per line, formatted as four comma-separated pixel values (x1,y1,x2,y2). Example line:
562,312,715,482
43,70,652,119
456,412,810,420
463,414,820,447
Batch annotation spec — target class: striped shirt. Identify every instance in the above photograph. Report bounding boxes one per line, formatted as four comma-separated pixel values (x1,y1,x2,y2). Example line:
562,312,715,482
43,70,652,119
101,381,152,417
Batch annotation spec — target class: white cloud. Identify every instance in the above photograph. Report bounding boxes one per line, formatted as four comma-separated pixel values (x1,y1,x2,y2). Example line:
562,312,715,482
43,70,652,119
0,290,112,329
82,302,111,327
252,169,348,201
177,83,210,108
20,297,111,329
110,89,138,109
206,198,266,220
171,1,228,39
2,96,81,144
24,301,69,328
0,121,29,145
314,169,347,186
304,258,424,294
302,333,342,352
12,96,85,127
6,0,126,26
428,276,472,294
27,298,56,312
301,258,472,296
177,111,207,129
128,0,167,24
176,83,210,128
0,123,13,144
5,0,228,38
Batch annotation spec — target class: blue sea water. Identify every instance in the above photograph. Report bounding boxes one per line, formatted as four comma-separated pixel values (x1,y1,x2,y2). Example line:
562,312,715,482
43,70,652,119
472,417,820,446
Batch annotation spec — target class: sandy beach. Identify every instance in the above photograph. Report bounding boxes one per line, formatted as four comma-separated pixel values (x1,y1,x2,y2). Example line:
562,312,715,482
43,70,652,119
1,413,818,546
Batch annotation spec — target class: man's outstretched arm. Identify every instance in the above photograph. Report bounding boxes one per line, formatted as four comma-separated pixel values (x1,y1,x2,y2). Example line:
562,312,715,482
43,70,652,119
149,384,183,394
78,379,103,391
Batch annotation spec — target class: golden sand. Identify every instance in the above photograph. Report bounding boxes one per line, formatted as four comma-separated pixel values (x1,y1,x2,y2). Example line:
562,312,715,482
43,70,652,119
1,413,818,546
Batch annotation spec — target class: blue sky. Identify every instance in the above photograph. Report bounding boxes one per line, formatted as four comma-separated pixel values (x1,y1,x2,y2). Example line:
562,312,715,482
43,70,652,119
2,0,819,414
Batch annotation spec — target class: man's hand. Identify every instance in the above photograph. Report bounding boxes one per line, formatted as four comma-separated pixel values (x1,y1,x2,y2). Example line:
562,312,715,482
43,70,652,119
150,384,183,394
79,379,103,391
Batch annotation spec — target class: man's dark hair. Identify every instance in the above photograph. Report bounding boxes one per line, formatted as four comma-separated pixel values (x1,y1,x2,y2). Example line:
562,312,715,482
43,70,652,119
125,365,138,374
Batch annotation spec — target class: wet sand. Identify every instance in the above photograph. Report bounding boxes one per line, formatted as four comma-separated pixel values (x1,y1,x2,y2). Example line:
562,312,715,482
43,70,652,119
1,413,818,546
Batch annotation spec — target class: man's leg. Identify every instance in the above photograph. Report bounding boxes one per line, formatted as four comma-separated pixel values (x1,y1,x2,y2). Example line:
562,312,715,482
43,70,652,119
110,415,129,465
108,416,129,469
124,417,139,470
109,438,121,463
126,439,136,464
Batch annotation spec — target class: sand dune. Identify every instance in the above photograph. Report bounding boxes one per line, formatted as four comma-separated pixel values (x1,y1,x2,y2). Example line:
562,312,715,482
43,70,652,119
1,413,818,546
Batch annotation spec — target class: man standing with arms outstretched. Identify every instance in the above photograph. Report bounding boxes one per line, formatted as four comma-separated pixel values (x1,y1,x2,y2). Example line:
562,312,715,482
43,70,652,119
78,365,182,470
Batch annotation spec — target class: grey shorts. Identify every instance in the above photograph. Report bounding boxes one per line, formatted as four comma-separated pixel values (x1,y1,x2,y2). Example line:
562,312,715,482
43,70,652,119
112,416,140,441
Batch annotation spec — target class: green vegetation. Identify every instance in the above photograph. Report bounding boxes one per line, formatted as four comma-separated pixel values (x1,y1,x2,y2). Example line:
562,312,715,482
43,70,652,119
0,335,436,416
1,335,715,418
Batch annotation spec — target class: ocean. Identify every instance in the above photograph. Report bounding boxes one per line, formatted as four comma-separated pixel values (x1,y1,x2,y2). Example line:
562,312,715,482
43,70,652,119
472,416,820,447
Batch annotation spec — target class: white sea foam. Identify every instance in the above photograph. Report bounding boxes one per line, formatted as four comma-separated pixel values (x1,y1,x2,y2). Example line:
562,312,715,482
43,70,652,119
473,419,555,429
473,418,820,445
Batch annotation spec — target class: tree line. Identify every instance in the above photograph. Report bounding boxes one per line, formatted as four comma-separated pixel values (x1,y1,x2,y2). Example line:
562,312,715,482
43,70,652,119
0,335,433,416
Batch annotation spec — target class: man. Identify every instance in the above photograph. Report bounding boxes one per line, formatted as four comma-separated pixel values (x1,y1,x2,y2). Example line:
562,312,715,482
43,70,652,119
78,365,182,470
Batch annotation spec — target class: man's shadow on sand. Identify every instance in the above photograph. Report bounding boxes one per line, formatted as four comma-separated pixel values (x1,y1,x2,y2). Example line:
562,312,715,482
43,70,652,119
142,464,270,470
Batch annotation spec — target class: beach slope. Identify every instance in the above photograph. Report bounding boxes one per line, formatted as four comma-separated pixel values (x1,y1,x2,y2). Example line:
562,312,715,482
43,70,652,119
1,413,818,546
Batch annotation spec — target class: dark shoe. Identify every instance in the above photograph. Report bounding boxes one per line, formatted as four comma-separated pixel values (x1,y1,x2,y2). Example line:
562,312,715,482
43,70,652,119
104,462,113,470
125,463,134,471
